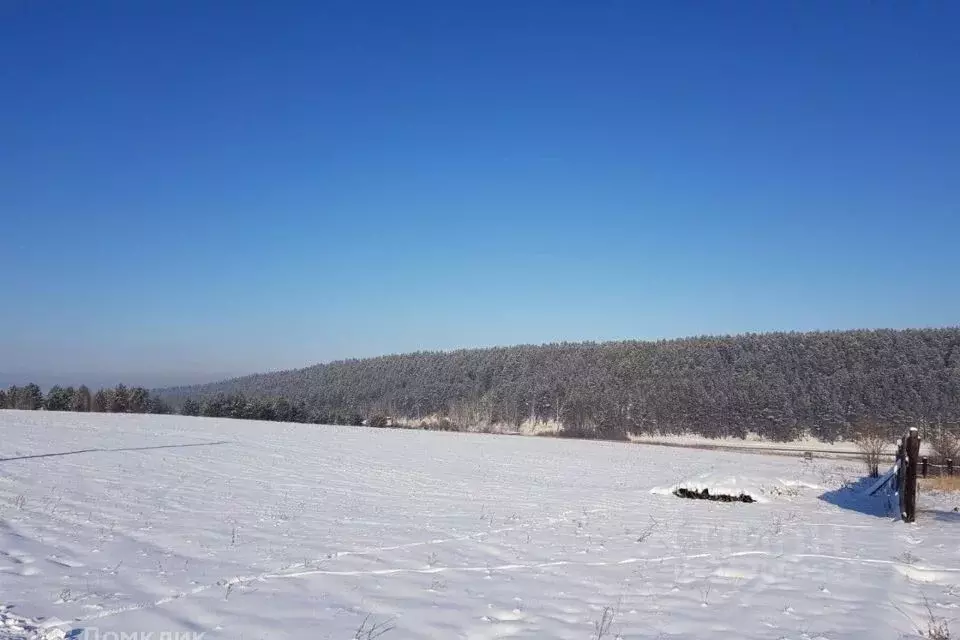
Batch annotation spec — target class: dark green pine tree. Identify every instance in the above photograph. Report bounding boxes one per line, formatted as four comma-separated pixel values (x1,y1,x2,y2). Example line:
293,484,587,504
92,389,109,412
44,385,74,411
128,387,149,414
110,384,130,413
181,398,201,417
147,396,172,414
20,383,43,410
201,394,228,417
72,385,92,412
5,386,20,409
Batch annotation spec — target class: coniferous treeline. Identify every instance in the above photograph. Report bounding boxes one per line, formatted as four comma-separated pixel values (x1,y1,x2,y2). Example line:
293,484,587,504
178,393,363,426
159,328,960,442
1,383,173,415
0,383,361,426
7,329,960,442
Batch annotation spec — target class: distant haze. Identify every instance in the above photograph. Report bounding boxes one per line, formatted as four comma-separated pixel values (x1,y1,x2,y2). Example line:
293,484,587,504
0,372,240,392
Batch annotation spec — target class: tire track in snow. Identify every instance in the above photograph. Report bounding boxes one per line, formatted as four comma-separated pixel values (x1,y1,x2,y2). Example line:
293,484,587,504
729,549,960,573
266,552,960,580
59,509,608,626
272,553,715,578
61,552,715,626
62,548,960,628
313,508,609,562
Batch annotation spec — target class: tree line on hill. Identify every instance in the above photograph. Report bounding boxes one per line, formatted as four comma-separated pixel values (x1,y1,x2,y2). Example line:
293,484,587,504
6,329,959,442
0,382,362,426
1,383,173,415
176,394,363,425
157,328,960,442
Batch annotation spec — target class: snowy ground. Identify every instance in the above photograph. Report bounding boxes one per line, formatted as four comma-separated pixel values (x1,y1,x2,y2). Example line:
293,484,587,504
1,411,958,640
626,433,917,461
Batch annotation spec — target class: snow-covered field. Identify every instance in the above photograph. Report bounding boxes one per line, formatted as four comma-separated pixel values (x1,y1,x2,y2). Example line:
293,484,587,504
628,433,866,452
627,433,913,460
1,411,958,640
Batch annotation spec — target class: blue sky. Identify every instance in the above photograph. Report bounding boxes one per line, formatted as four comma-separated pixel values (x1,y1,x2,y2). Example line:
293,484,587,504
2,1,958,384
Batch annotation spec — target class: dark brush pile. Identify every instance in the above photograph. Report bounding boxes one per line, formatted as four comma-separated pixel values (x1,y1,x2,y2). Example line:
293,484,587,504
673,487,756,503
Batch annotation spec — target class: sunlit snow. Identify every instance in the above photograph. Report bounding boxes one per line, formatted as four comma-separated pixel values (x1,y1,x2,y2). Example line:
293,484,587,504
1,411,958,639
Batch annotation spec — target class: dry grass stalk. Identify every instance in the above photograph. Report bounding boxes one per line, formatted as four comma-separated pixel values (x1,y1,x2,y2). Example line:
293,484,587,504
921,476,960,492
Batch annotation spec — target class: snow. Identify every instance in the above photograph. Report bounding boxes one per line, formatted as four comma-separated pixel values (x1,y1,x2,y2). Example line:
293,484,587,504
1,410,959,639
629,433,938,462
628,433,867,453
0,606,65,640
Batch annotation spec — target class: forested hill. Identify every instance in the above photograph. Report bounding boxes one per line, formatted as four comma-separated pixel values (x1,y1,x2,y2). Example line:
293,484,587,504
158,328,960,441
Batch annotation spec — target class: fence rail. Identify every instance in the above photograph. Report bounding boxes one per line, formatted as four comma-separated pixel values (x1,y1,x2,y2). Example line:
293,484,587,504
920,457,955,478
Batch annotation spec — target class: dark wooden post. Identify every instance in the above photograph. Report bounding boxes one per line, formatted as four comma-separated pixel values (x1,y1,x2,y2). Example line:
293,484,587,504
898,437,907,518
949,459,955,476
896,438,905,491
921,456,928,478
903,428,920,523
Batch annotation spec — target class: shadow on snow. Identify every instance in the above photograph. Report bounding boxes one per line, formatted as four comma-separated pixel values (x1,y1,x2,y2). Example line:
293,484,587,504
0,441,231,462
921,508,960,524
818,475,899,519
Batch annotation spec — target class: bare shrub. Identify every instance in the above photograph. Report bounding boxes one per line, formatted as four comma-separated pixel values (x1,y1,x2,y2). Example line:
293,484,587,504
354,614,395,640
448,397,493,430
921,476,960,492
927,419,960,467
634,516,659,543
556,422,599,439
432,417,459,431
699,581,712,606
927,620,951,640
593,606,615,639
367,414,389,429
852,417,890,477
923,596,952,640
895,594,952,639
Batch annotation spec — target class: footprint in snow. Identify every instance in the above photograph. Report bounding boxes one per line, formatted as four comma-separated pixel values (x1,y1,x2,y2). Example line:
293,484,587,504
467,610,528,640
0,564,41,576
46,556,84,568
1,550,36,564
482,607,525,623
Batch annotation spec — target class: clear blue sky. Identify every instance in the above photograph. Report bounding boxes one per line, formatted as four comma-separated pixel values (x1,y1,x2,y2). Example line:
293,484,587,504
2,1,958,385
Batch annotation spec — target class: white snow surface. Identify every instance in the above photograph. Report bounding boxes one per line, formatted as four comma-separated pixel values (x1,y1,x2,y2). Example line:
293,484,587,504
629,433,866,452
0,605,65,640
1,410,959,639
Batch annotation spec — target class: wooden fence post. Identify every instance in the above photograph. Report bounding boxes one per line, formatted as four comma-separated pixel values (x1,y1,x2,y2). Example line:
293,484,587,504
921,456,928,478
903,428,919,523
949,459,955,476
896,439,904,486
898,437,907,519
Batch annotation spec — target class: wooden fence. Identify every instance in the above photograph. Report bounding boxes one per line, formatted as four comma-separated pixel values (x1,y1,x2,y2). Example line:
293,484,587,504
868,427,954,522
920,456,955,478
